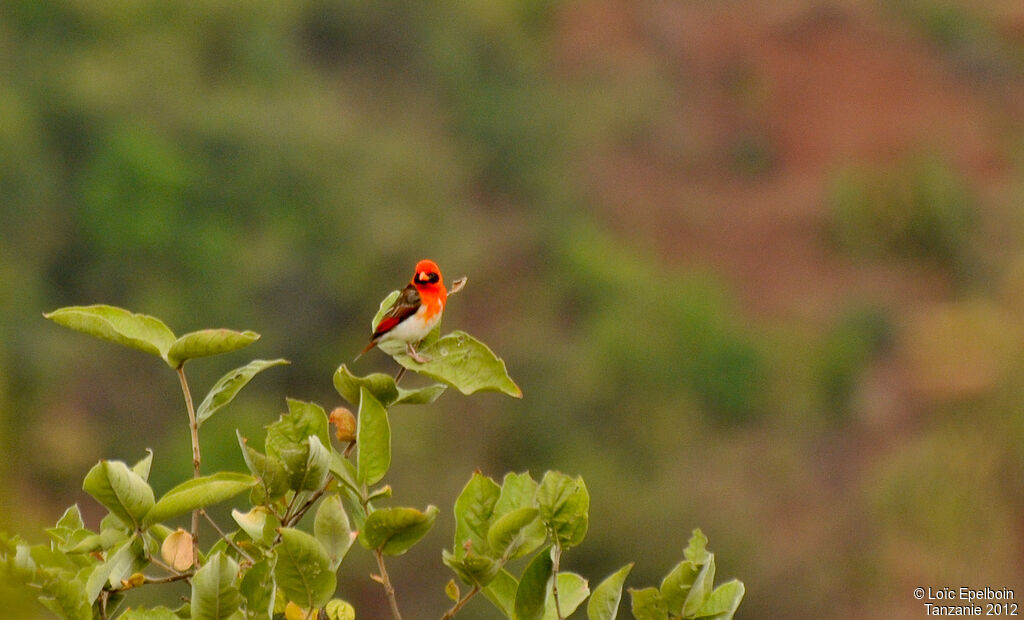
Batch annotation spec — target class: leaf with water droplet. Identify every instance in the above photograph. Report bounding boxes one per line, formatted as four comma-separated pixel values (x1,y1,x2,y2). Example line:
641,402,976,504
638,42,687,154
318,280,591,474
393,330,521,398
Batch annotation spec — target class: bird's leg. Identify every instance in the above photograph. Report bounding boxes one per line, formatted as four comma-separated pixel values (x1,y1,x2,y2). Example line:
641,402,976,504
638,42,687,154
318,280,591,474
406,342,431,363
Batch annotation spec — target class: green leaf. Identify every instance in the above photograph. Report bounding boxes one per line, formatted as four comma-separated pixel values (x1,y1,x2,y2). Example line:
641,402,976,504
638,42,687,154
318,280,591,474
514,547,553,620
393,330,522,397
684,529,710,565
53,504,86,531
356,387,391,486
46,505,95,553
166,329,260,368
660,559,700,615
197,359,289,426
629,587,669,620
333,364,398,407
695,579,744,620
452,471,501,557
330,362,450,408
544,572,589,620
328,452,359,494
314,494,353,569
486,507,540,560
190,551,241,620
493,473,546,560
536,472,589,549
231,507,278,546
265,399,331,490
99,512,132,549
394,382,447,405
44,305,176,362
445,578,461,602
239,558,276,620
132,449,154,481
494,472,538,515
144,472,256,526
681,554,716,618
295,434,331,492
38,576,92,620
30,542,81,575
482,569,518,617
442,549,501,588
237,431,290,504
323,599,356,620
83,460,156,529
274,528,336,609
266,398,331,458
117,607,182,619
85,540,135,602
359,505,438,556
587,563,633,620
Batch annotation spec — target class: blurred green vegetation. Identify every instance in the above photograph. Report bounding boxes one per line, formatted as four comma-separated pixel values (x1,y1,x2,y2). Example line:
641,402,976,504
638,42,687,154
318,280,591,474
826,152,977,278
2,0,1024,617
884,0,1024,77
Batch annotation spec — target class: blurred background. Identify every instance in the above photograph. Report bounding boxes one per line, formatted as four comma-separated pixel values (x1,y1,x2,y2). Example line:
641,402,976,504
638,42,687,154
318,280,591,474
2,0,1024,617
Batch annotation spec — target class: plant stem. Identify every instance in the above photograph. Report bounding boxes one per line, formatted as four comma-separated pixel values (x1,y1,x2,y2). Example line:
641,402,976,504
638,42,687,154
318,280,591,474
201,509,255,563
284,479,333,527
374,549,402,620
551,544,564,620
106,570,195,594
148,554,181,575
176,365,202,566
441,584,480,619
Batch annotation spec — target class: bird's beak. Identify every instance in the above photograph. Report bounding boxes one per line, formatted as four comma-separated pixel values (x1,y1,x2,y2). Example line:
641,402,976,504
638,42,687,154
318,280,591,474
418,271,428,281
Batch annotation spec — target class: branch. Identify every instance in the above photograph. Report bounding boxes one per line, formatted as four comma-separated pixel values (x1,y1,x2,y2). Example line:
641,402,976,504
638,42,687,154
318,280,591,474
176,365,202,567
551,544,564,620
374,549,402,620
284,478,333,528
201,509,254,564
106,570,195,594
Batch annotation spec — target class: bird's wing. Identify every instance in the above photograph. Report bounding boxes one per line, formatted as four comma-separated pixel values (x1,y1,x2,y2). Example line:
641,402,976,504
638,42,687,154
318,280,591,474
371,283,421,339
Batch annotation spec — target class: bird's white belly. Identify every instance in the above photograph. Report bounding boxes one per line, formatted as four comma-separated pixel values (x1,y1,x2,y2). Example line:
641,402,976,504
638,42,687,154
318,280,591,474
380,305,441,344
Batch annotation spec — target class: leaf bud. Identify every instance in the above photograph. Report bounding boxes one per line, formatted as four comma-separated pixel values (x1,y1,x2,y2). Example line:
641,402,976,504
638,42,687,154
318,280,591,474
329,407,357,443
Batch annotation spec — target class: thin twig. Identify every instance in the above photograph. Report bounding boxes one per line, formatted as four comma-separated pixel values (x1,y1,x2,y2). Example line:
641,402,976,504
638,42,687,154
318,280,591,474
145,572,195,585
176,365,202,567
98,591,108,620
147,554,176,575
282,489,302,525
271,483,316,547
285,479,333,527
374,549,402,620
551,545,564,620
441,584,480,619
106,570,195,594
201,510,254,563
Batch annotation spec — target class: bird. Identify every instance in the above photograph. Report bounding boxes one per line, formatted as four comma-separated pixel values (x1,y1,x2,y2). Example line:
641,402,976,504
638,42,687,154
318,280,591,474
358,259,448,363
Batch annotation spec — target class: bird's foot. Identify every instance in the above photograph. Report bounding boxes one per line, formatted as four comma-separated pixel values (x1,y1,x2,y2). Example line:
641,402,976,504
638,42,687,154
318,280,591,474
406,343,431,364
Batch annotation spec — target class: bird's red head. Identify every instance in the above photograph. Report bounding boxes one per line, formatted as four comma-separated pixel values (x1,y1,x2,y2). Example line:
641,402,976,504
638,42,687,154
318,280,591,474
412,259,443,288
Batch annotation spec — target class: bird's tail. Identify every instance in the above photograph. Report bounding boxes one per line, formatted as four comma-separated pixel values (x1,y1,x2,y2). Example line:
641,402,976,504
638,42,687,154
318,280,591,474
354,340,376,361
